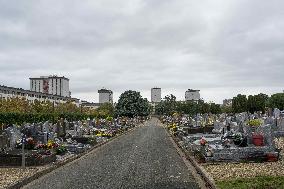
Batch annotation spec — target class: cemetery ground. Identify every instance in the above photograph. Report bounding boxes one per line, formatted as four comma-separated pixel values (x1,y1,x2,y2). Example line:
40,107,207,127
163,112,284,189
202,136,284,189
0,126,136,189
0,116,145,189
172,135,284,189
16,118,200,189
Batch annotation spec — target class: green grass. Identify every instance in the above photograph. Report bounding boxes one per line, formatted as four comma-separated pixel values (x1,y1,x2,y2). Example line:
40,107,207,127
217,176,284,189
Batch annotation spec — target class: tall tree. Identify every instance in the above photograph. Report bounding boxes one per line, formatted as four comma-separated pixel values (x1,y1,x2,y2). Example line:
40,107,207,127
97,102,114,118
232,94,248,113
115,90,150,117
268,93,284,110
247,93,268,113
155,94,177,115
210,103,222,114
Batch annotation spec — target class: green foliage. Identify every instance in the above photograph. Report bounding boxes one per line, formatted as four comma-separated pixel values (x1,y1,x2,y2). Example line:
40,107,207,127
155,94,177,115
106,116,113,121
175,100,199,116
221,105,233,113
210,103,222,114
0,112,95,124
0,98,100,124
115,90,150,117
247,93,268,114
97,103,114,118
247,119,263,127
217,176,284,189
155,97,222,116
198,100,210,114
268,93,284,110
232,94,248,113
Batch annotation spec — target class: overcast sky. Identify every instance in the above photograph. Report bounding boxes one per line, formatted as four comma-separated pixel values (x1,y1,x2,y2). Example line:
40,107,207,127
0,0,283,103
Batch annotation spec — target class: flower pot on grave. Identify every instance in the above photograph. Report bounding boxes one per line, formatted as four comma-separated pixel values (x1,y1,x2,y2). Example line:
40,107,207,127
252,134,264,146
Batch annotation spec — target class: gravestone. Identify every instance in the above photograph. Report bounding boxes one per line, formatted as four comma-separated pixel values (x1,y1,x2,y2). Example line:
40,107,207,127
212,121,222,134
265,117,275,125
5,126,22,150
0,132,9,151
230,122,238,132
56,119,66,137
42,121,50,133
243,125,253,144
277,117,284,131
238,122,245,133
76,121,83,137
257,124,274,147
64,119,69,130
274,108,281,118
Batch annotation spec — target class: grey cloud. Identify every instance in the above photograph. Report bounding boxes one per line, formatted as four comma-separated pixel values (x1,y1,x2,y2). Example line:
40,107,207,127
0,0,283,103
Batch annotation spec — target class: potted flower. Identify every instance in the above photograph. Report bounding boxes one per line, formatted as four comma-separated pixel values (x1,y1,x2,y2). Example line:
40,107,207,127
247,119,264,146
55,145,67,155
233,132,247,147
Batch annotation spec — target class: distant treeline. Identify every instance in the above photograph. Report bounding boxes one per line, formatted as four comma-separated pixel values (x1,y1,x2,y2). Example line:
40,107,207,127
155,93,284,115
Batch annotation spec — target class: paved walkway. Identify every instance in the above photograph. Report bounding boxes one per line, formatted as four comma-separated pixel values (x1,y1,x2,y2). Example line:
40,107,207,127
22,118,199,189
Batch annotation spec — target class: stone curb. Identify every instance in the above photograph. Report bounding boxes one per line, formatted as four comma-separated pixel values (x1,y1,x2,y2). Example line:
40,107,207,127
173,137,218,189
162,125,217,189
7,124,144,189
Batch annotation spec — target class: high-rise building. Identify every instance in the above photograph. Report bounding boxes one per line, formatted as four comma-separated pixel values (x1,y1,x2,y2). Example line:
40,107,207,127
98,89,113,104
151,87,161,103
30,75,70,97
223,99,233,106
185,89,200,101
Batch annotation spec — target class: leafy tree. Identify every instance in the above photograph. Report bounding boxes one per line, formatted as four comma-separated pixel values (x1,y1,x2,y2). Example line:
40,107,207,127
115,90,150,117
55,101,80,114
221,105,233,113
232,94,248,113
247,93,268,114
31,100,53,114
210,103,222,114
178,100,200,116
97,103,114,118
198,100,210,114
268,93,284,110
155,94,177,115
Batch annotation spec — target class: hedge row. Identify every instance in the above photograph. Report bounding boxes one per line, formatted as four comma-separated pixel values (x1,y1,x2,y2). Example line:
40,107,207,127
0,113,96,125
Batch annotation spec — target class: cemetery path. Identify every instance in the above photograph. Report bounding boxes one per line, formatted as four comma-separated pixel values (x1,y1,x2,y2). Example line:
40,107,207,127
22,118,200,189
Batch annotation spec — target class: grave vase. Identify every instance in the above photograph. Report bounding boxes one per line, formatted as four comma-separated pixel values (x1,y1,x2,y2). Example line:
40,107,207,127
252,134,264,146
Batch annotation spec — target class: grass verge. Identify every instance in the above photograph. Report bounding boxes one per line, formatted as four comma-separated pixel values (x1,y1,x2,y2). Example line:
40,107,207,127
216,176,284,189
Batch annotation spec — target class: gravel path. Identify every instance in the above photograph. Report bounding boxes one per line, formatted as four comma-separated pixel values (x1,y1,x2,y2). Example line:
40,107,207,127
22,118,199,189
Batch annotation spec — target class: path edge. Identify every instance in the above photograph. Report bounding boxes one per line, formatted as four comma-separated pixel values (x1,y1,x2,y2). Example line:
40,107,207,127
159,122,218,189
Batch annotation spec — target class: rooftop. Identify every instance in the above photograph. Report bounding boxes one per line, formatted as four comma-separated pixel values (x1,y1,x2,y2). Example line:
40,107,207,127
98,89,113,93
29,75,69,80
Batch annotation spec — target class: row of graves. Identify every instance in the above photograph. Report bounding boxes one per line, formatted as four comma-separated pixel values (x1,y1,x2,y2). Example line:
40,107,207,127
0,117,144,167
162,109,284,163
